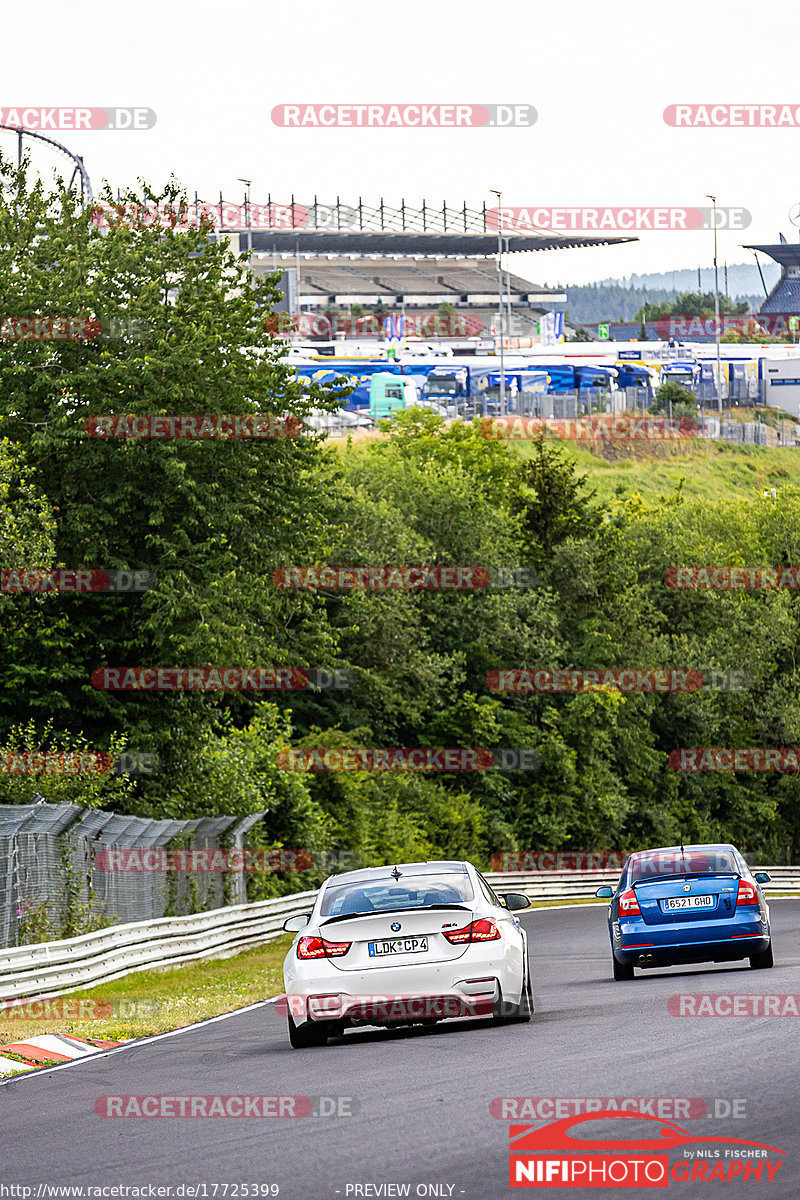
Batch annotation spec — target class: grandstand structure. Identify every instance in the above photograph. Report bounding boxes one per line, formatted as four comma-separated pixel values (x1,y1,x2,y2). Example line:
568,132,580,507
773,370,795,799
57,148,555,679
745,239,800,314
226,196,635,337
249,256,567,338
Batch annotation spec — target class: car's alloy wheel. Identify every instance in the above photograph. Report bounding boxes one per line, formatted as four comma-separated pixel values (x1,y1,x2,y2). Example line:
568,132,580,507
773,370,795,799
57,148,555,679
749,942,774,970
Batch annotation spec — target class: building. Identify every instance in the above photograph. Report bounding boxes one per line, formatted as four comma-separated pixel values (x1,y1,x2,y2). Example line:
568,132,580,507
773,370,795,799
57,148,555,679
745,238,800,316
225,196,635,340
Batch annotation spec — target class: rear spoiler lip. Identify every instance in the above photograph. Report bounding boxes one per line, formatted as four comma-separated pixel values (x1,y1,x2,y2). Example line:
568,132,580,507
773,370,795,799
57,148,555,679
320,903,472,927
632,871,740,885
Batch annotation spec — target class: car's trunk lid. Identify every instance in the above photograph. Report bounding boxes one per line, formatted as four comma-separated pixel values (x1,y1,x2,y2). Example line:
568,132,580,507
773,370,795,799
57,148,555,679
633,875,740,925
318,906,474,970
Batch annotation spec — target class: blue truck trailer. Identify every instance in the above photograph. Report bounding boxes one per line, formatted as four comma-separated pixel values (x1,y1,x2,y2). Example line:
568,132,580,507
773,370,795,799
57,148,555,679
523,363,618,393
481,369,550,414
659,360,701,392
419,361,500,411
293,361,403,410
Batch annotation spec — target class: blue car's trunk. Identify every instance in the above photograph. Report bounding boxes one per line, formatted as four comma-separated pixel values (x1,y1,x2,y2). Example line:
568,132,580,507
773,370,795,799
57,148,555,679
633,875,740,925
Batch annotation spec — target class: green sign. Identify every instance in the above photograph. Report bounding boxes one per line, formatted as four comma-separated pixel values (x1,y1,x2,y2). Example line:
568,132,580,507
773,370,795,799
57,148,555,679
789,317,799,332
598,324,609,340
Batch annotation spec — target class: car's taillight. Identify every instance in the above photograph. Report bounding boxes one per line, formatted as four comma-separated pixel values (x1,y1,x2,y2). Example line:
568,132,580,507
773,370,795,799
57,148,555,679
618,888,641,916
296,936,351,959
736,879,759,907
442,918,501,944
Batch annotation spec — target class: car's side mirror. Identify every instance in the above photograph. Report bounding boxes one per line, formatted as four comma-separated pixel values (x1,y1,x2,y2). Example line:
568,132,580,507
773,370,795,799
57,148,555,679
501,892,532,911
595,886,614,898
283,912,311,932
754,872,771,885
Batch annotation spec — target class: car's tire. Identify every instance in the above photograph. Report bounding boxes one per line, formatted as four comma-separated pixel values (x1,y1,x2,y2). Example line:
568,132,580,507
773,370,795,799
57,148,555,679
288,1012,330,1048
493,962,533,1024
749,942,774,970
613,954,635,981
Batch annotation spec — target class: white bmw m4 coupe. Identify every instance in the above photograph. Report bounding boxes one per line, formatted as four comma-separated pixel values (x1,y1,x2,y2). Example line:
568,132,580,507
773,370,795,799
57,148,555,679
282,859,533,1047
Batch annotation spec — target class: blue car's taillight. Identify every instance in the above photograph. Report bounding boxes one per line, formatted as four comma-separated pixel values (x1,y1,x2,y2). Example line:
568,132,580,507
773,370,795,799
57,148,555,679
618,888,641,916
736,879,759,907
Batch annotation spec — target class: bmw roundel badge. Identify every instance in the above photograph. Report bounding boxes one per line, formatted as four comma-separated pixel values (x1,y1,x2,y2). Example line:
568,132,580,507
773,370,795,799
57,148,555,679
683,884,691,892
391,922,401,932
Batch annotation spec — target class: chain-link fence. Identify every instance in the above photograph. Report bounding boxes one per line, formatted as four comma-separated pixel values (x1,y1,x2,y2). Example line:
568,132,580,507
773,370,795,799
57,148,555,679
0,802,266,948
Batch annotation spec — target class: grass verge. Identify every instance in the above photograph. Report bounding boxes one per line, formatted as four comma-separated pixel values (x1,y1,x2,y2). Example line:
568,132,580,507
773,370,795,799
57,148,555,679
0,933,294,1052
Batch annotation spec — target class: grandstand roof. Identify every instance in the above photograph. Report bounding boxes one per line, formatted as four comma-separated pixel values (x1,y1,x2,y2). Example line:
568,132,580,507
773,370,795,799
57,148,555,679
231,197,634,257
244,230,632,256
743,243,800,268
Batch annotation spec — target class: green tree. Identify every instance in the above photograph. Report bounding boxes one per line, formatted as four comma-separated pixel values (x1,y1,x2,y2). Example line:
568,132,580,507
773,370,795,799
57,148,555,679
651,381,698,419
0,161,341,794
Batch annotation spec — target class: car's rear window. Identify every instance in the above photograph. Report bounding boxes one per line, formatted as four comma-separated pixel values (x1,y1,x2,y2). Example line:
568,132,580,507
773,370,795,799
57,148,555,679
320,873,473,919
628,850,738,883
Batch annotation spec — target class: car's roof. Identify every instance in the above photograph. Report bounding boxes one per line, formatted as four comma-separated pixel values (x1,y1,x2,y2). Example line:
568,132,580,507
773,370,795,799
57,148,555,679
322,860,471,887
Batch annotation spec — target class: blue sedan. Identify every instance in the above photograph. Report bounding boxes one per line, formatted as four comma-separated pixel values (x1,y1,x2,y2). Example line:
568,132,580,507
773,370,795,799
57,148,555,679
596,843,773,980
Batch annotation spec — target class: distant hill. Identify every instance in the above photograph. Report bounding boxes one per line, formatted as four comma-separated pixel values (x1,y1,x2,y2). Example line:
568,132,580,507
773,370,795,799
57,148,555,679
596,263,780,296
550,262,781,325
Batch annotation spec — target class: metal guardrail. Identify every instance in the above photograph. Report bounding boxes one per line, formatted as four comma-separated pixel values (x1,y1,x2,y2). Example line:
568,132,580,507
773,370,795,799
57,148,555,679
488,866,800,900
0,869,796,1003
0,891,317,1003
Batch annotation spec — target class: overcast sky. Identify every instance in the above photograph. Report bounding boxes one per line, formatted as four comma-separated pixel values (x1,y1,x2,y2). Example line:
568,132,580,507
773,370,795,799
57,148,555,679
3,0,800,287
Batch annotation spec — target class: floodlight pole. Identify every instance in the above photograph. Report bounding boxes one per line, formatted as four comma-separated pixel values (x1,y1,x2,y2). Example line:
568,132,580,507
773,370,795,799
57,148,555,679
706,193,722,413
238,178,252,258
490,189,505,416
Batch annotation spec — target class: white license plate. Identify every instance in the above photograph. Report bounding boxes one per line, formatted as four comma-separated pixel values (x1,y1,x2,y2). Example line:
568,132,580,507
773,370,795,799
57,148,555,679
663,895,714,910
368,937,428,956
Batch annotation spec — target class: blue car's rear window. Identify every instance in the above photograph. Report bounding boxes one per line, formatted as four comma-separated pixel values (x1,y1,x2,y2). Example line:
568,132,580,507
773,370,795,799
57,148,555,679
628,850,738,882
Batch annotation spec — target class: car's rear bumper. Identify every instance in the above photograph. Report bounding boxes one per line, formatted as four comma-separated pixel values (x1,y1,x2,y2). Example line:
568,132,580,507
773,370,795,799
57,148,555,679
285,979,500,1025
614,933,770,967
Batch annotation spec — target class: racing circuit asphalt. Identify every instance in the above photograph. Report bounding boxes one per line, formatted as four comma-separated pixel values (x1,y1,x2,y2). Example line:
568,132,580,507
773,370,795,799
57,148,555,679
2,902,800,1200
